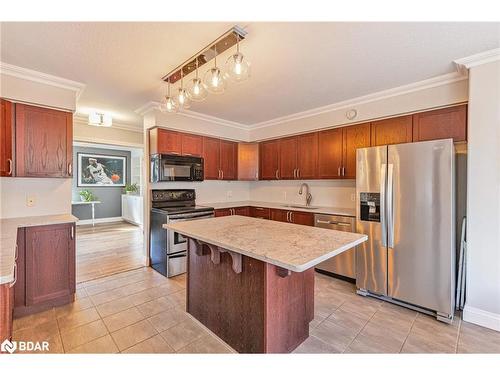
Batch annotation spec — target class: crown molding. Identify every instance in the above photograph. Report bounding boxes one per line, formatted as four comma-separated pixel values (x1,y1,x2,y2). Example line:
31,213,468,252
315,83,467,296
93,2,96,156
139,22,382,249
73,113,143,133
134,101,250,130
454,48,500,71
0,62,86,99
250,71,468,130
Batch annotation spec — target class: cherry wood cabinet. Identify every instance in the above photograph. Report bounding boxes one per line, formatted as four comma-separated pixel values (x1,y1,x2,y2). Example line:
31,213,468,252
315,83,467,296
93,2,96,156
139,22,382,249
18,223,75,314
0,283,14,341
0,99,14,177
279,136,298,179
259,140,280,180
249,207,271,219
270,208,288,223
297,132,318,179
238,143,259,181
342,123,371,179
233,206,250,216
318,128,343,179
15,103,73,178
14,228,26,308
214,208,232,217
215,207,250,217
202,137,237,180
413,105,467,143
203,136,221,180
149,128,182,155
220,140,238,180
270,208,314,226
371,115,413,146
181,133,203,156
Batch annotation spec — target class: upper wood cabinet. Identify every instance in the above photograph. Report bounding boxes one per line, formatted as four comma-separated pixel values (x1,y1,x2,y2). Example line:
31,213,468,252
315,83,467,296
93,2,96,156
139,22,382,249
238,143,259,181
371,115,413,146
318,128,343,179
279,136,298,179
413,105,467,143
220,140,238,180
181,133,203,156
15,103,73,178
342,123,371,179
259,140,280,180
24,223,75,308
297,132,318,179
203,136,221,180
0,99,14,177
149,128,182,155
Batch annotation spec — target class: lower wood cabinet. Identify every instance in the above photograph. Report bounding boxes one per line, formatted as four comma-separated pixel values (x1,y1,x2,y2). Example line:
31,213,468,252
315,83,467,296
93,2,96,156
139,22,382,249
214,208,232,217
0,283,14,341
270,209,314,226
14,223,76,317
215,207,250,217
249,207,270,219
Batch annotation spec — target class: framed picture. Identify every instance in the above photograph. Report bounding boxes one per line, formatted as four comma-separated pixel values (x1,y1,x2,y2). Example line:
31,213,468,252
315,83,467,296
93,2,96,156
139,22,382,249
77,153,127,187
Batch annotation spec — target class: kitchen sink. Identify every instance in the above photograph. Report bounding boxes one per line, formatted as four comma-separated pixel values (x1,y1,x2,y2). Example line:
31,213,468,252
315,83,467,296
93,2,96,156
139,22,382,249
280,204,320,210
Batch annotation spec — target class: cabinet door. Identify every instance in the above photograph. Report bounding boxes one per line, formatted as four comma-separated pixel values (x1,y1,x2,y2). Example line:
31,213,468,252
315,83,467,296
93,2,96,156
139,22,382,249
156,129,182,155
371,115,413,146
15,104,73,177
270,209,288,223
25,223,75,306
181,133,203,157
260,140,280,180
279,136,298,179
220,140,237,180
238,143,259,181
215,208,232,217
413,105,467,143
0,99,14,177
233,206,250,216
250,207,270,219
342,123,371,179
297,132,318,179
289,211,314,226
0,284,14,341
203,137,221,180
318,128,343,179
14,228,26,308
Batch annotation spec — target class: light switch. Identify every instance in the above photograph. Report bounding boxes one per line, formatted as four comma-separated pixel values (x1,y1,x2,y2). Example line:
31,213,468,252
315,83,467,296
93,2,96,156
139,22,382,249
26,195,36,207
351,193,356,202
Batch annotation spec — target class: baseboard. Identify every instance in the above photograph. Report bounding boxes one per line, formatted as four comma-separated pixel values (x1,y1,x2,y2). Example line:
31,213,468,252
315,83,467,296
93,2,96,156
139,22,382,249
76,217,124,226
463,305,500,332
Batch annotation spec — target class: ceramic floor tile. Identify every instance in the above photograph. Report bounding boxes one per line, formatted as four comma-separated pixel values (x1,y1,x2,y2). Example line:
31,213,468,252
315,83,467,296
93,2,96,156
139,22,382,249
68,334,119,353
57,307,101,332
12,320,60,343
346,323,407,353
160,318,206,351
293,336,338,354
121,334,174,354
102,306,144,332
13,308,56,331
60,319,109,351
136,296,174,318
95,295,136,318
54,297,94,319
147,308,190,333
111,320,158,351
177,334,233,354
310,319,357,353
457,321,500,353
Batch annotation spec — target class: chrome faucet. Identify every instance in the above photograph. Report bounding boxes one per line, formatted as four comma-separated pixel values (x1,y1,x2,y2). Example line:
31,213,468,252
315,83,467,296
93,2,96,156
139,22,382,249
298,183,312,206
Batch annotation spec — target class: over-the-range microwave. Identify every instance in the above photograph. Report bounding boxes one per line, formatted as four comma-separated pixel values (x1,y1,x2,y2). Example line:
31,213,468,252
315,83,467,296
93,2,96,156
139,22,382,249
150,154,204,182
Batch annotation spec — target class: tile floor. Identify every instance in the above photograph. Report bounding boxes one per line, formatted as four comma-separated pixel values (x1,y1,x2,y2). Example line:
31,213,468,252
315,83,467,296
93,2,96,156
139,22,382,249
12,267,500,354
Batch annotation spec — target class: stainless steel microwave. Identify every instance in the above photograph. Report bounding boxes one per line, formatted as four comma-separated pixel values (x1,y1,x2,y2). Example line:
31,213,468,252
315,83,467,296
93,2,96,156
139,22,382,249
150,154,204,182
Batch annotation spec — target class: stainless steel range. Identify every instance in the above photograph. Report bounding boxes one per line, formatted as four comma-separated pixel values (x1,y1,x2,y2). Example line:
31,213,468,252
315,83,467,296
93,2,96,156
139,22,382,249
150,189,214,277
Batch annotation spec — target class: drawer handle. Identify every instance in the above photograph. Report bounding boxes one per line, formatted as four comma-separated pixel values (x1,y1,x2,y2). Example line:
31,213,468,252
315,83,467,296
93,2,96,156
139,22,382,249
7,158,13,175
275,169,279,179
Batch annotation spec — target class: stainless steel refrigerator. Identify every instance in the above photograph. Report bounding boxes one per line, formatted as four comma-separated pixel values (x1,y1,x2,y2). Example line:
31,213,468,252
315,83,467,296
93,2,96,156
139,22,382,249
355,139,455,323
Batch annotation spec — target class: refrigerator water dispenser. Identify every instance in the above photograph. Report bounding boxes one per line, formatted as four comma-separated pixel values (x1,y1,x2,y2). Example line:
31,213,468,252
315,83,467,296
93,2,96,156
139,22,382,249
359,192,381,222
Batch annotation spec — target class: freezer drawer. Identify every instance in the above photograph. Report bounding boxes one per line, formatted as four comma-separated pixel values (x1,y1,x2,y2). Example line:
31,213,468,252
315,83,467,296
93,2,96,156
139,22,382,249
315,214,356,279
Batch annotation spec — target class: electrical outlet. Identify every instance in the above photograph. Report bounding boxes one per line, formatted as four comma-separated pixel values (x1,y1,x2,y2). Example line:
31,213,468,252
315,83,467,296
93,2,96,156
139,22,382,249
26,195,36,207
227,190,233,198
283,191,287,201
351,193,356,202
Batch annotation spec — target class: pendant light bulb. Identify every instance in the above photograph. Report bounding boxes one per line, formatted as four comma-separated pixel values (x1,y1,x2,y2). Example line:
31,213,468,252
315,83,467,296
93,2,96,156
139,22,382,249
225,34,250,83
160,79,178,113
203,45,226,94
188,58,208,102
176,71,191,110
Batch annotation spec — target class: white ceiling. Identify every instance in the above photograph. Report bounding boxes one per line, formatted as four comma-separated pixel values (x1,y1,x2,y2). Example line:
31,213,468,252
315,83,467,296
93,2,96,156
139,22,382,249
1,22,499,128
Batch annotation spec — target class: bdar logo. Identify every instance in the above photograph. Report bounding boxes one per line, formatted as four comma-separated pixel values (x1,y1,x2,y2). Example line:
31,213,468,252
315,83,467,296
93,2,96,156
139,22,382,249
1,339,17,353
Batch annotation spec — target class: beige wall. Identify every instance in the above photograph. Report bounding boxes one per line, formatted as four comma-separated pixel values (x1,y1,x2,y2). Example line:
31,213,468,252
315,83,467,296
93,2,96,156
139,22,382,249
464,60,500,331
73,121,143,147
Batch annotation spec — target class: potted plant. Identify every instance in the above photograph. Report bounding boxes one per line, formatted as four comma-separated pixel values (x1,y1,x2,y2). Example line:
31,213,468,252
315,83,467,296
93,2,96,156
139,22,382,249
124,183,139,195
79,189,97,202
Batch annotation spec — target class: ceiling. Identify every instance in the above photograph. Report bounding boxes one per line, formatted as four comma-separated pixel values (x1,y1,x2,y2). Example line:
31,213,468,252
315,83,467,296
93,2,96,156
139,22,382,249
1,22,499,128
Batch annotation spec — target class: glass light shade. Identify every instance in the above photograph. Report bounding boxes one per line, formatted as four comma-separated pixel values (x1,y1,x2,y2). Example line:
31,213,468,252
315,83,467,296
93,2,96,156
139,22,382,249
160,96,177,113
176,88,191,110
225,52,250,83
187,78,208,102
203,67,226,94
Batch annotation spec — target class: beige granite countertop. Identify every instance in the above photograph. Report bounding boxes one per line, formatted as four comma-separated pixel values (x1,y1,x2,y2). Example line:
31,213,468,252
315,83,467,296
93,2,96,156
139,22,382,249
199,200,356,217
0,214,78,284
164,215,367,272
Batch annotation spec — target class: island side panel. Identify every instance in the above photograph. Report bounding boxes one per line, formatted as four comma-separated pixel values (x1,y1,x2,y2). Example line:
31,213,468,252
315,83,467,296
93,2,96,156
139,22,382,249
186,239,266,353
264,265,315,353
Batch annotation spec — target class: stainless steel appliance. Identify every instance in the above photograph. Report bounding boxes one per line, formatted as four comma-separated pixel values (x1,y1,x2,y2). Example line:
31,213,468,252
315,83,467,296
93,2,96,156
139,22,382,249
150,189,214,277
356,139,455,323
314,214,356,280
150,154,204,182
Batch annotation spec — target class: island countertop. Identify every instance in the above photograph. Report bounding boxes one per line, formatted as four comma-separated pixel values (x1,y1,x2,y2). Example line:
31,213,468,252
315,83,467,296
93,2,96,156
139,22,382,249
164,215,367,272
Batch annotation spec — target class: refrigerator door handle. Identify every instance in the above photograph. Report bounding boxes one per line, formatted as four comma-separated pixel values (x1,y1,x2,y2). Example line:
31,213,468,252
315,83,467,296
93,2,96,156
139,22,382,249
387,163,394,248
380,164,387,247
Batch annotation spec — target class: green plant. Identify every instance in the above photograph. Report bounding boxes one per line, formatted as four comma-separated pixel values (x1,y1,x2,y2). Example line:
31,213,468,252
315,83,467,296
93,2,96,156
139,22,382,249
79,189,97,202
124,183,139,194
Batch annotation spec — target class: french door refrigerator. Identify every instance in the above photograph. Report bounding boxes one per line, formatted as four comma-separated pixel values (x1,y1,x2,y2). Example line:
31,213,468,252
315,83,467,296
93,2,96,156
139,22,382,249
355,139,455,323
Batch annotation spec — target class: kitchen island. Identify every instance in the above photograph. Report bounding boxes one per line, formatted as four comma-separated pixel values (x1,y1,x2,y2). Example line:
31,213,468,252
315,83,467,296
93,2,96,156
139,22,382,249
164,215,367,353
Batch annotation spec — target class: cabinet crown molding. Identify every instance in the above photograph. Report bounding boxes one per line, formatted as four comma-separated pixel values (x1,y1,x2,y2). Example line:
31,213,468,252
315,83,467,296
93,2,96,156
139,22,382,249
454,48,500,71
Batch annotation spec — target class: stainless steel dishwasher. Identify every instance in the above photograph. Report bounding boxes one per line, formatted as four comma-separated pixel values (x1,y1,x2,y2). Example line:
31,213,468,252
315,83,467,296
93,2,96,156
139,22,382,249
314,214,356,280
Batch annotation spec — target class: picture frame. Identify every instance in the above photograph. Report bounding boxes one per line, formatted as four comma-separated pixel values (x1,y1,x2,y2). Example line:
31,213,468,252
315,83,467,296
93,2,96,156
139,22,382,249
77,153,127,187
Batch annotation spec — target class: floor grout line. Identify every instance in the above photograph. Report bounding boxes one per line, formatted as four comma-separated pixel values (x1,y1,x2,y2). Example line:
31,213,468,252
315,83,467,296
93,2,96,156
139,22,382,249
398,312,418,353
341,299,381,353
454,314,463,353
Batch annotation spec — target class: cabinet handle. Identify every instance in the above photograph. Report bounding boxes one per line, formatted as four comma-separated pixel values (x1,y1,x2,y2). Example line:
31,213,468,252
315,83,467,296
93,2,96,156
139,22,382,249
275,170,279,179
68,163,73,176
338,167,341,176
290,211,294,223
7,159,13,175
9,263,17,287
218,170,221,179
15,244,18,261
297,169,300,179
342,167,345,176
71,225,74,240
286,211,290,222
221,170,224,180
